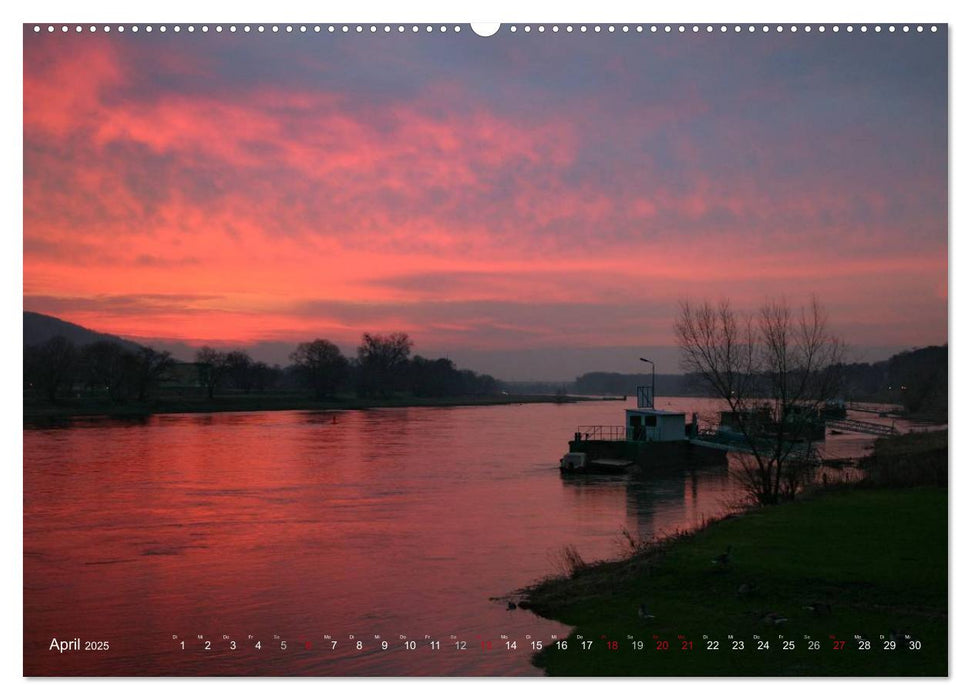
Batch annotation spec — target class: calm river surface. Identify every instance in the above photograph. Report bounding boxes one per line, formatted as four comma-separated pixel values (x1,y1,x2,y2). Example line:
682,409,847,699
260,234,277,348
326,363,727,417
23,397,902,676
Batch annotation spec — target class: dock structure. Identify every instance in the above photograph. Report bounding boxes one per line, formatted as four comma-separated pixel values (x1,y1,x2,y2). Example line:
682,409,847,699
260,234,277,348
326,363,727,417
826,418,898,436
845,402,904,416
688,432,756,453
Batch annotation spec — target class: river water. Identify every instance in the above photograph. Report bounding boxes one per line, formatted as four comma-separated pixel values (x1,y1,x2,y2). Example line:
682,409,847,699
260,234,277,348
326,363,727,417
22,397,910,676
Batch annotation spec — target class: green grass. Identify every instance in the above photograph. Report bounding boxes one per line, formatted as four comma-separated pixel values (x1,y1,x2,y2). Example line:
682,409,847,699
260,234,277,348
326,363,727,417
522,487,947,676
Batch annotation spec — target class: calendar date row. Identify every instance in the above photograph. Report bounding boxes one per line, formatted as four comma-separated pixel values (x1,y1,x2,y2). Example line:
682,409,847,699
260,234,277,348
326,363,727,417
173,633,924,653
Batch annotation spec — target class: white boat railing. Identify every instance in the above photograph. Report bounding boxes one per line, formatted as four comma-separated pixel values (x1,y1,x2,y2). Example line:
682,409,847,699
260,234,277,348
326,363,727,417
575,425,627,441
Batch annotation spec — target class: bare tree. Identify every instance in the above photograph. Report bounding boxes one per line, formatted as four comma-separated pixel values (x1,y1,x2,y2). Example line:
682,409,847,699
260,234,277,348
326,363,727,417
133,347,174,401
675,296,845,504
195,346,227,399
225,350,254,393
356,332,413,397
26,335,77,402
81,340,132,402
290,339,349,398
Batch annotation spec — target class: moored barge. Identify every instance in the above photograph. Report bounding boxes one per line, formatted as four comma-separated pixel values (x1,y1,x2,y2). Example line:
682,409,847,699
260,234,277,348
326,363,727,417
560,383,727,474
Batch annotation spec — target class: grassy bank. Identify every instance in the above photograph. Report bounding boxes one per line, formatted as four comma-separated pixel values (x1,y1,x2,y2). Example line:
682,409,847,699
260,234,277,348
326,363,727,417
521,484,947,676
23,392,604,422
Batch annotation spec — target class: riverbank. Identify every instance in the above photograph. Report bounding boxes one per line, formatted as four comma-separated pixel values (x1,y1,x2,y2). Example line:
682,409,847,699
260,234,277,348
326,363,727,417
519,435,947,676
23,392,607,422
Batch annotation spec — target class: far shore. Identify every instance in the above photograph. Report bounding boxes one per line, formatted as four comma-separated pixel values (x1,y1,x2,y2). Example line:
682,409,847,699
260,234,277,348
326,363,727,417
23,392,623,423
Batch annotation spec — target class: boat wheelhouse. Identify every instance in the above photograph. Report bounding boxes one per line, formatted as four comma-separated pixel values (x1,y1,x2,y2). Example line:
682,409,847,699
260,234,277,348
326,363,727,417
560,381,725,474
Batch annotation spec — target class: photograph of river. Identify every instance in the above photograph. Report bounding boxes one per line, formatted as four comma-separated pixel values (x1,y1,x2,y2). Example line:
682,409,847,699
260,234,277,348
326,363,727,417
21,17,948,681
23,396,943,676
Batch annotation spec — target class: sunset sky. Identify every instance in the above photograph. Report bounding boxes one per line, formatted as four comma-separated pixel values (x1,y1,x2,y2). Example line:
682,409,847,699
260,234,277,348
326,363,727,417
23,26,947,379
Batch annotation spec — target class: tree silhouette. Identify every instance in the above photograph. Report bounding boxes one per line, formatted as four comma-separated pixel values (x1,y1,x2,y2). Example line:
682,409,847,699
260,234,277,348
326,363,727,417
356,332,413,397
81,340,133,402
225,350,255,393
26,335,77,402
195,346,228,399
290,339,349,399
675,296,845,504
133,347,175,401
888,345,947,418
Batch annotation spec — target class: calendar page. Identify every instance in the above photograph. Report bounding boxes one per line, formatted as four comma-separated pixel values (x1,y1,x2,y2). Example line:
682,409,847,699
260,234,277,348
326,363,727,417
22,18,948,679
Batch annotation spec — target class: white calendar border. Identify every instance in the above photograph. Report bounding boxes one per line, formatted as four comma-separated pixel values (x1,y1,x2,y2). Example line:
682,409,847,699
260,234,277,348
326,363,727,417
2,1,963,699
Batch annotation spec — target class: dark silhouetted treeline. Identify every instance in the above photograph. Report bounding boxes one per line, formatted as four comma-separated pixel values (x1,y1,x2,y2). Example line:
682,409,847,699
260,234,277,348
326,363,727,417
24,336,175,403
843,345,947,419
24,326,945,420
568,345,947,420
24,331,500,404
190,332,499,400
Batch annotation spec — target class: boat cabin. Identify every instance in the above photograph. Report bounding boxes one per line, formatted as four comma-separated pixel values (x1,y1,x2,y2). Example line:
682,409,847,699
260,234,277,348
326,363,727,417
625,408,687,442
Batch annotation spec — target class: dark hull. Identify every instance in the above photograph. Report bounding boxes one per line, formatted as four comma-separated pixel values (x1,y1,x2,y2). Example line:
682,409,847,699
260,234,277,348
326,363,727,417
566,439,728,472
559,459,631,475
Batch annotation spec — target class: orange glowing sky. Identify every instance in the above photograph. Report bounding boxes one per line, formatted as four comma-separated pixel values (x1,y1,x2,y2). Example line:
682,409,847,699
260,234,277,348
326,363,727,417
23,27,947,378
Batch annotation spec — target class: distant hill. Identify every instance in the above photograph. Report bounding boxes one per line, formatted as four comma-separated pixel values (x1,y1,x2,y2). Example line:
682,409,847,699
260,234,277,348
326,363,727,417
23,311,143,353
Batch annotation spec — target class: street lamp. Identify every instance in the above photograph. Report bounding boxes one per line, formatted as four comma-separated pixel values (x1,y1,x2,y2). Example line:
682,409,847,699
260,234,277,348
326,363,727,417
639,357,655,408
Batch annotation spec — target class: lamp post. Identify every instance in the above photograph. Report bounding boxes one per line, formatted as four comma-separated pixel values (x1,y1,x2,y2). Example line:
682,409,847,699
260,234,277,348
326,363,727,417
639,357,655,408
